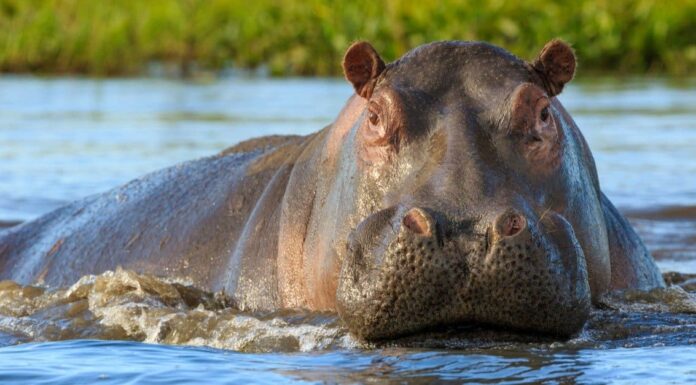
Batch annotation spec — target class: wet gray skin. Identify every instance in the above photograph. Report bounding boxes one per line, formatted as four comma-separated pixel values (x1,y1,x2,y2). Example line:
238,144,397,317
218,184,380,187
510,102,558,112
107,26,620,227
0,40,664,341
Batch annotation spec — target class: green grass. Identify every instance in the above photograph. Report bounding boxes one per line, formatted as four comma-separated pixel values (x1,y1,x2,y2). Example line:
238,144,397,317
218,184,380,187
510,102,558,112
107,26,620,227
0,0,694,76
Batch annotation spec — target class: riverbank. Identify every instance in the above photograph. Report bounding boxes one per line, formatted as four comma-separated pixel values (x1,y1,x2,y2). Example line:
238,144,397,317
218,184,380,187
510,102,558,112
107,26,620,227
1,0,694,76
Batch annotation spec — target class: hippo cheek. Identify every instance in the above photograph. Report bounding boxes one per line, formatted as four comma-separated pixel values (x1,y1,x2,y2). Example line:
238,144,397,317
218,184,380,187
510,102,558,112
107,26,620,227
337,207,467,341
458,211,591,337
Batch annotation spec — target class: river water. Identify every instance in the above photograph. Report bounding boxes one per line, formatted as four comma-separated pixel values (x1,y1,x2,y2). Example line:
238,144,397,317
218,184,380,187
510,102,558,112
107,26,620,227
0,76,695,384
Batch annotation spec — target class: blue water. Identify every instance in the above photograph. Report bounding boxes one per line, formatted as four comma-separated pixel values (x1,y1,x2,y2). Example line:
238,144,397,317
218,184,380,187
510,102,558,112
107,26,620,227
0,76,350,220
0,76,695,384
1,340,695,385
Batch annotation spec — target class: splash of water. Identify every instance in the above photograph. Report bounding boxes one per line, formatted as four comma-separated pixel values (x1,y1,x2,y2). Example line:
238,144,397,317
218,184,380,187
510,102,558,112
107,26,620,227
0,269,355,352
1,269,695,352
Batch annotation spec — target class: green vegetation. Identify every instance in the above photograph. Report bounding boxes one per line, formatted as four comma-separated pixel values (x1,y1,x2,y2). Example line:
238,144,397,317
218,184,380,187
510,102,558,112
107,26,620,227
0,0,694,76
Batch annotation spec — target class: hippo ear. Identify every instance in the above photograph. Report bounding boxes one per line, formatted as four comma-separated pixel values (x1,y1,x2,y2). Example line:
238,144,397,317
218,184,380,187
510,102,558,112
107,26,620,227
343,41,386,99
531,39,576,97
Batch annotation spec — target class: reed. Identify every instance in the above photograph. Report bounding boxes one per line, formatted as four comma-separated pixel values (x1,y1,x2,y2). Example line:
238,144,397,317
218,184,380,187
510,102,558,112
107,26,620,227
0,0,694,76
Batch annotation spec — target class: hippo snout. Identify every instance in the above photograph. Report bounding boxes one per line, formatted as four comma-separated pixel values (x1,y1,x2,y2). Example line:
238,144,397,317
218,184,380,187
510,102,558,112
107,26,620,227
338,206,451,340
337,206,591,341
472,209,591,336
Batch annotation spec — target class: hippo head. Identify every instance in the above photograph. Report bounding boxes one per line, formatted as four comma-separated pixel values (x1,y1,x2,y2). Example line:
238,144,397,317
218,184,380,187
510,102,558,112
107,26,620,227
329,40,608,341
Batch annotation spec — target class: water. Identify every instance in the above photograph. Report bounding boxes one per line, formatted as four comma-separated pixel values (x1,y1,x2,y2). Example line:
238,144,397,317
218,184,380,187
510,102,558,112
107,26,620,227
0,76,350,220
1,340,695,385
1,75,695,384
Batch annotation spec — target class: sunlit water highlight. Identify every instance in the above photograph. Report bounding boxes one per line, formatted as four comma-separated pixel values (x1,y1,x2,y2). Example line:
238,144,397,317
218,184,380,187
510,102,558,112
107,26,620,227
0,76,695,384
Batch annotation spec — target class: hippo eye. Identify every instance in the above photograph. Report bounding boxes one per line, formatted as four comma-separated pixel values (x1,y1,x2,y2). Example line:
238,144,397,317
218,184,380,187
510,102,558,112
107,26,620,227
368,110,380,126
540,106,550,122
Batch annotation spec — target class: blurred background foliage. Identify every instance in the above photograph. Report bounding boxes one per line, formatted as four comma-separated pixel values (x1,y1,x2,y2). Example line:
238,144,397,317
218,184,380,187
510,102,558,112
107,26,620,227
0,0,694,76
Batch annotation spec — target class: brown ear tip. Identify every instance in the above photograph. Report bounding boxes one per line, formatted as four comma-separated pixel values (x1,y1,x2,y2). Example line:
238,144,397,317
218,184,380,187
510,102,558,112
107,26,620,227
544,38,574,52
346,41,372,51
342,41,385,98
533,39,576,95
343,41,378,63
540,39,576,73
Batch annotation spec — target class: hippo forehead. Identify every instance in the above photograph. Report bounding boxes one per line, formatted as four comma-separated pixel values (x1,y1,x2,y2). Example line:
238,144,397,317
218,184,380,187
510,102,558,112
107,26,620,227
380,41,535,109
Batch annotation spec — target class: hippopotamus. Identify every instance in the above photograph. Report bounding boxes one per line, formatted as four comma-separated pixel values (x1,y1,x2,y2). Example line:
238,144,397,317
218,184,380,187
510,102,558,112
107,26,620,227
0,39,664,340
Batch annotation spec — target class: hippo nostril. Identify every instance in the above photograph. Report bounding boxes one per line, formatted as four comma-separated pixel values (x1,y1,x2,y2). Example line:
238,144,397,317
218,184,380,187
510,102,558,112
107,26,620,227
496,211,527,237
402,208,432,237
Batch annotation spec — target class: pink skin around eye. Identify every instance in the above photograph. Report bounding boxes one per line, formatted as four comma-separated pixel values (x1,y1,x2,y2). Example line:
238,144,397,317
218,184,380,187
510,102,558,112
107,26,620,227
359,108,392,166
357,89,405,166
534,98,558,143
510,83,562,174
525,98,561,173
363,109,387,144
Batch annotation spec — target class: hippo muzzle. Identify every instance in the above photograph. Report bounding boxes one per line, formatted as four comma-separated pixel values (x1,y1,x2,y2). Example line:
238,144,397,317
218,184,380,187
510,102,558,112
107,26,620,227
337,205,591,340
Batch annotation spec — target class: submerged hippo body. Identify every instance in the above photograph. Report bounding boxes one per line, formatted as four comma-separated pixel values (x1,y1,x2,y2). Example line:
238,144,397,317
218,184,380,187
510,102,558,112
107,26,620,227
0,40,664,340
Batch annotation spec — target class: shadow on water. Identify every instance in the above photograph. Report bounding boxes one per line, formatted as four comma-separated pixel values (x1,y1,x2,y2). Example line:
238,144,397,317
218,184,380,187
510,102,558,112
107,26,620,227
626,205,696,274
